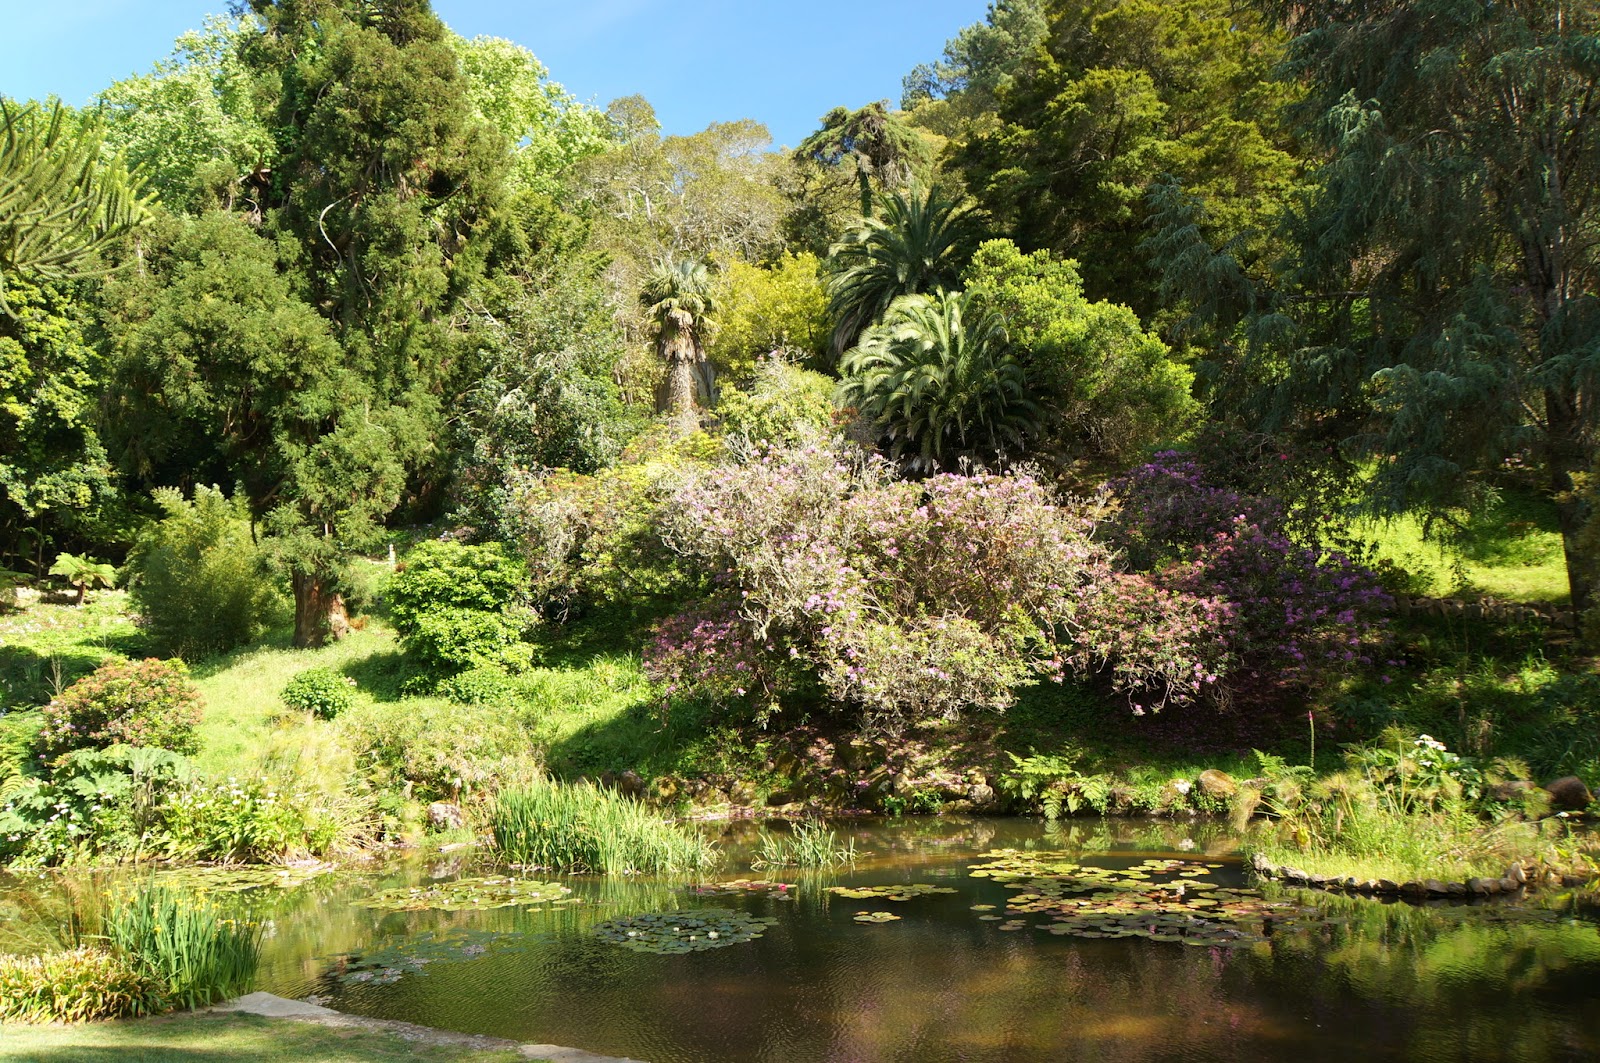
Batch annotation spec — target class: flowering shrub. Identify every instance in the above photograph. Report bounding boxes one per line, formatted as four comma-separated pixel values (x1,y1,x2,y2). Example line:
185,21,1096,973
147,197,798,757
0,746,191,866
1111,452,1392,695
38,658,203,759
647,441,1225,727
280,667,356,719
157,775,344,862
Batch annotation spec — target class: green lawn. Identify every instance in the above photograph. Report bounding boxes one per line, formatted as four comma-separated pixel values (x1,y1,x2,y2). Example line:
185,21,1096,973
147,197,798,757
0,1012,528,1062
1355,486,1569,603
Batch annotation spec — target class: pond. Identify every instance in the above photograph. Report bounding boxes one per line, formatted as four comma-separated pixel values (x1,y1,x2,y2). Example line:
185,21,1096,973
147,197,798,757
5,817,1600,1062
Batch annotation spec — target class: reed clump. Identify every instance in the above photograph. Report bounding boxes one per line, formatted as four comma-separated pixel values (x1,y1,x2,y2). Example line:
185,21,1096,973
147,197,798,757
752,821,857,869
103,884,261,1010
492,778,719,874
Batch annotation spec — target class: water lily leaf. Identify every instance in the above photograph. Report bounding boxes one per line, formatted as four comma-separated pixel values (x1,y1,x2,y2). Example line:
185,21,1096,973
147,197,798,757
356,877,573,913
594,909,772,953
853,911,901,923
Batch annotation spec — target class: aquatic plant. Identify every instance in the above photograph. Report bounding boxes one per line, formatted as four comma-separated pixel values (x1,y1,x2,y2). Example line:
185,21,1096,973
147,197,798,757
593,909,777,953
103,884,261,1010
751,821,857,869
355,876,576,912
492,779,719,874
0,946,167,1023
828,883,957,901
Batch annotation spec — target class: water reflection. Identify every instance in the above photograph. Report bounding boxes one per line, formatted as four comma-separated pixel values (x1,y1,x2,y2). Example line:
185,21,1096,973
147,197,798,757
3,817,1597,1062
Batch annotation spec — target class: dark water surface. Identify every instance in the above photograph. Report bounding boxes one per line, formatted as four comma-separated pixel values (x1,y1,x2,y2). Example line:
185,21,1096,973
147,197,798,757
10,817,1600,1062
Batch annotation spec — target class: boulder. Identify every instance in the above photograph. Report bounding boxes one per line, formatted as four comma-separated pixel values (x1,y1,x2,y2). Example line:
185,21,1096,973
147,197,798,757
1544,776,1593,811
1489,780,1536,803
965,782,1001,812
427,802,465,831
617,770,645,798
1196,769,1237,799
1466,878,1499,896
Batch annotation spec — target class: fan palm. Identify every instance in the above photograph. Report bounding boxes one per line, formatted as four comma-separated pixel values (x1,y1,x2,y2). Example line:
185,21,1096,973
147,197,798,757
826,184,979,358
640,257,718,424
838,290,1039,472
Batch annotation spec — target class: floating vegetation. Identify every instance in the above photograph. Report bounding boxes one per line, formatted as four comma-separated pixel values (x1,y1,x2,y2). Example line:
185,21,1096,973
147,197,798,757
966,850,1322,948
355,877,576,912
853,911,900,923
593,909,778,954
688,879,797,897
337,929,521,985
152,863,336,893
828,883,958,902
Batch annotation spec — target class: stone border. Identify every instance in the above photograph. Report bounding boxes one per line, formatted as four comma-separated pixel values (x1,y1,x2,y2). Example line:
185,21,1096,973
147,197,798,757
1249,853,1596,898
215,992,647,1063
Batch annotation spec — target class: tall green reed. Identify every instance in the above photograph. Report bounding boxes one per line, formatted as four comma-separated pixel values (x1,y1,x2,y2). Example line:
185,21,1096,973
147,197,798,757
752,821,857,870
492,779,719,875
104,883,261,1010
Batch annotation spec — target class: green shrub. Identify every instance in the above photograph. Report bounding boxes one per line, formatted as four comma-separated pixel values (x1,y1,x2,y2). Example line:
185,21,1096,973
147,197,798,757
716,359,837,447
0,746,191,866
157,773,360,862
492,778,719,874
280,667,356,719
105,884,260,1011
346,700,542,802
0,946,167,1023
388,541,533,677
0,710,44,781
436,665,520,706
38,658,203,759
128,486,284,657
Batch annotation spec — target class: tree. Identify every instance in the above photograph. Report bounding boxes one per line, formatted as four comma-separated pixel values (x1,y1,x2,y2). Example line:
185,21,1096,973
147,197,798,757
0,101,152,316
235,0,510,645
48,552,116,605
95,15,272,215
901,0,1047,141
838,289,1038,470
825,184,980,357
450,34,614,200
964,239,1196,464
711,252,831,379
1156,1,1600,607
952,0,1299,311
0,275,118,572
641,258,719,426
796,101,933,219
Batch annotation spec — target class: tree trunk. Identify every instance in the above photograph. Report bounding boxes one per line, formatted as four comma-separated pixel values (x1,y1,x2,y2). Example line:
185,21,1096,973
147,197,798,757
292,571,350,648
659,332,701,433
1544,388,1595,612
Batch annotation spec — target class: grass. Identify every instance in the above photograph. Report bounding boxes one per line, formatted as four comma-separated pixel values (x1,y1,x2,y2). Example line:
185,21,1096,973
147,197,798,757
0,1011,530,1062
492,778,720,874
1354,486,1568,603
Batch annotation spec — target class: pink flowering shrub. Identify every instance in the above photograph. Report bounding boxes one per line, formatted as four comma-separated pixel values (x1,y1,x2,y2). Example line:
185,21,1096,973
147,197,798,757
38,658,203,759
647,442,1225,727
1111,451,1392,695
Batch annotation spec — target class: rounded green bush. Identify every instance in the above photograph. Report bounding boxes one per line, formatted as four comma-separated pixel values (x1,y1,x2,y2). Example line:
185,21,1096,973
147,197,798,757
281,667,356,720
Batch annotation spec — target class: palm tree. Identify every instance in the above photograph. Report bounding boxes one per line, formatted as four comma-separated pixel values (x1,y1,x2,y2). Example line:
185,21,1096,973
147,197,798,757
641,257,718,426
838,290,1039,472
796,101,930,219
826,184,979,358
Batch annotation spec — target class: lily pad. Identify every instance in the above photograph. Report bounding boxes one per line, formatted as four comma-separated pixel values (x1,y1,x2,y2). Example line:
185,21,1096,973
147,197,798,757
154,863,336,893
689,879,797,897
356,877,574,912
828,883,959,902
593,909,778,953
853,911,901,923
334,929,521,985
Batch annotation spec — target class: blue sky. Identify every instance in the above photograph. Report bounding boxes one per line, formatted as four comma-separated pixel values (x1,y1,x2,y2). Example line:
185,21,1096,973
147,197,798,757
2,0,988,148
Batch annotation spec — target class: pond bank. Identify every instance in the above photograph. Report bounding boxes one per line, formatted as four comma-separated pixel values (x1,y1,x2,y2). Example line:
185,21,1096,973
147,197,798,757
215,993,645,1063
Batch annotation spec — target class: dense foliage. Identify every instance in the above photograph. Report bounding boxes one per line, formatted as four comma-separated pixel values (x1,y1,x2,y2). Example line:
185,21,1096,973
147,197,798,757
38,659,203,760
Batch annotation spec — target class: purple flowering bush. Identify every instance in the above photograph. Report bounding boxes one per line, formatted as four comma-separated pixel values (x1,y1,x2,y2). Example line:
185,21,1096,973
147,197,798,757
1111,451,1392,696
646,442,1224,728
38,658,203,759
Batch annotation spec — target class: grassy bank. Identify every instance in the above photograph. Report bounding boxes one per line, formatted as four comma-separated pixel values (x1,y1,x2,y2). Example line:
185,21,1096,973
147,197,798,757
0,1011,528,1062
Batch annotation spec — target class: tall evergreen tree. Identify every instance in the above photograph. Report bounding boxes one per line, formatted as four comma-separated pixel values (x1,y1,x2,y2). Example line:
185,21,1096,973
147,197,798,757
1156,0,1600,607
232,0,509,644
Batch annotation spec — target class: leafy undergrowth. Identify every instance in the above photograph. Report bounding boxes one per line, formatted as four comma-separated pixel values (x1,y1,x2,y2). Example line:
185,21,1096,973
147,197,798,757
0,1011,529,1062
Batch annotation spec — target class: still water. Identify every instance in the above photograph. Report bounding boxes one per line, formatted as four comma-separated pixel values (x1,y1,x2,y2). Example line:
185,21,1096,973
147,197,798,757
10,817,1600,1062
